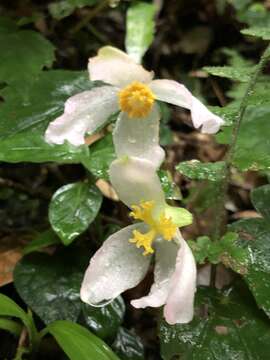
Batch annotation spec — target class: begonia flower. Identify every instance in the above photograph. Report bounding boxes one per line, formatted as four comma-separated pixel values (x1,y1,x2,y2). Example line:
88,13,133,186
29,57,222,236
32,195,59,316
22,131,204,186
80,156,196,324
45,46,224,168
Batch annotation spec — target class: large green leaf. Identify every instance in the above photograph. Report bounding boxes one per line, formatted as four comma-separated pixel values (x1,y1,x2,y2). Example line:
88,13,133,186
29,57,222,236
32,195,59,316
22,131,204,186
125,1,156,63
241,26,270,40
49,182,102,245
251,184,270,219
0,20,55,88
0,317,22,337
47,320,120,360
13,248,89,324
82,297,125,340
216,106,270,171
160,285,270,360
0,70,95,164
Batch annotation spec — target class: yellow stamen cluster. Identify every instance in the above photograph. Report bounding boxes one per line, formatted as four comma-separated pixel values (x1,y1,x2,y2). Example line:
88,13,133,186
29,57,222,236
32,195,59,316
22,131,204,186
118,81,155,118
129,201,177,256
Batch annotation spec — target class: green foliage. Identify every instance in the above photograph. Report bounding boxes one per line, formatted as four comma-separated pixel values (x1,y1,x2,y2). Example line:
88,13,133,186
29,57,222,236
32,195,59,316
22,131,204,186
14,248,89,324
49,0,98,19
176,160,226,182
82,297,125,340
47,320,120,360
125,1,156,63
23,230,61,255
158,170,182,200
112,327,144,360
160,284,270,360
230,184,270,317
241,27,270,40
0,317,22,337
0,71,94,165
49,182,102,245
203,65,252,82
188,232,247,273
0,19,55,89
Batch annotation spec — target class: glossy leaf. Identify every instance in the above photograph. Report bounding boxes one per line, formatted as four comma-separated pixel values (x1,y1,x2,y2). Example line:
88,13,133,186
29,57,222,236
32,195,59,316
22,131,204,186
125,1,156,63
0,20,55,88
49,182,102,245
112,327,144,360
82,296,125,340
176,160,226,182
23,230,60,255
83,134,116,180
158,170,182,200
160,285,270,360
47,320,120,360
251,184,270,219
14,248,89,324
203,65,252,82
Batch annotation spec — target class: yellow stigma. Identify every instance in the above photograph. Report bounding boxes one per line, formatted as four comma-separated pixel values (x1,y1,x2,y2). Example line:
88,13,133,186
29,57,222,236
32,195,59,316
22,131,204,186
118,81,155,118
129,201,177,256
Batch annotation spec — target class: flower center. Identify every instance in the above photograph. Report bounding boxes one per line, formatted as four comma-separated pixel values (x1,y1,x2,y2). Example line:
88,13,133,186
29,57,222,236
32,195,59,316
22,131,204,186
129,201,177,255
118,81,155,118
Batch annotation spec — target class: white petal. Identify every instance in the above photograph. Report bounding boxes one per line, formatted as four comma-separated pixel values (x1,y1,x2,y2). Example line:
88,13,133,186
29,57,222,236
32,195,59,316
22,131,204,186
113,104,165,168
88,46,153,88
164,230,197,324
149,79,192,108
149,79,224,134
80,223,151,305
190,96,224,134
131,239,179,308
109,157,166,210
45,86,118,146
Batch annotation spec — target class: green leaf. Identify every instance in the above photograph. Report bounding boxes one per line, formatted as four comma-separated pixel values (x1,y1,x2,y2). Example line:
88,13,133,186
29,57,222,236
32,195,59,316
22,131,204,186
0,294,37,347
158,170,182,200
82,297,125,340
23,230,60,255
49,182,102,245
188,236,211,264
230,217,270,317
251,184,270,219
0,21,55,89
216,106,270,170
112,327,144,360
49,0,98,20
83,134,116,180
241,26,270,40
125,1,156,63
176,160,226,182
14,248,89,324
0,70,94,164
160,284,270,360
47,320,120,360
0,317,22,337
208,105,237,126
203,66,252,82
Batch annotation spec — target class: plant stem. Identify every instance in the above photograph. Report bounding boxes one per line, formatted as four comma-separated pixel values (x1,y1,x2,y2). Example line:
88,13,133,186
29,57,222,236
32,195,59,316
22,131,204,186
211,43,270,283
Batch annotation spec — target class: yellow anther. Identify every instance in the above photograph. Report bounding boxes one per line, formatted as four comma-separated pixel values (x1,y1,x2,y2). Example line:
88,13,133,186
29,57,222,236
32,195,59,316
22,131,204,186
129,201,177,255
118,81,155,118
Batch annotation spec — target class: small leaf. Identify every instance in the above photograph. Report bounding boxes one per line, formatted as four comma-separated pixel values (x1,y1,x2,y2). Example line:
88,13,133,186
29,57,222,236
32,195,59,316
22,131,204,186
203,65,252,82
158,170,182,200
125,1,156,63
49,0,99,20
160,284,270,360
176,160,226,182
165,206,193,227
112,327,144,360
241,27,270,40
23,230,60,255
47,320,120,360
14,248,89,324
0,317,22,337
49,182,102,245
82,297,125,340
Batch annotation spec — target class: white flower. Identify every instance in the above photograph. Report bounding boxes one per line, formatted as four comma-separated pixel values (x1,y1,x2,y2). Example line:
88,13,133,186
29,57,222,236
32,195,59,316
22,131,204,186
45,46,224,168
80,156,197,324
